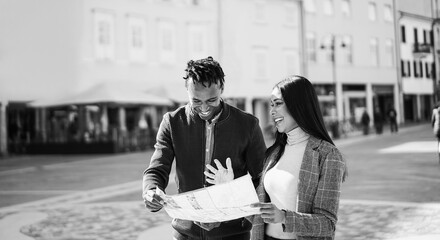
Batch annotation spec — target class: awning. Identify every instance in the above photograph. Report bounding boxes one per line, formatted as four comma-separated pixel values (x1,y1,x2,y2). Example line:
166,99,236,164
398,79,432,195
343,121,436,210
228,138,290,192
144,85,188,103
29,82,174,107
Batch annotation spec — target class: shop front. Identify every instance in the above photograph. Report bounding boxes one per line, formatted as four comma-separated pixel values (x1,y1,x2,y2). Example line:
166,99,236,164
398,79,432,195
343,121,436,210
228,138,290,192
7,82,176,154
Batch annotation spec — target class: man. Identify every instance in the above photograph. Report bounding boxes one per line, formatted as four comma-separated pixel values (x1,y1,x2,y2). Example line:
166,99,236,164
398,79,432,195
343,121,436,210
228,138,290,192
431,104,440,163
143,56,266,239
361,109,370,135
373,107,383,135
387,105,398,133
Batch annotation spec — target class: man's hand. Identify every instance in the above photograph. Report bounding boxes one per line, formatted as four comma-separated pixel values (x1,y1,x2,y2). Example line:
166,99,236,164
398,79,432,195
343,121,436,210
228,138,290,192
204,158,234,184
143,188,165,212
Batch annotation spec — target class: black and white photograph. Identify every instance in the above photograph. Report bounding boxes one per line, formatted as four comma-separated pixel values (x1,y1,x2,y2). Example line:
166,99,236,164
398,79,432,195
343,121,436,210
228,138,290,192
1,0,440,239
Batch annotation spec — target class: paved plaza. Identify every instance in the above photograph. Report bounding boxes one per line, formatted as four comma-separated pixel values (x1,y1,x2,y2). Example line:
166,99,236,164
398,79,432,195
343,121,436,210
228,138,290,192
1,123,440,240
1,199,440,240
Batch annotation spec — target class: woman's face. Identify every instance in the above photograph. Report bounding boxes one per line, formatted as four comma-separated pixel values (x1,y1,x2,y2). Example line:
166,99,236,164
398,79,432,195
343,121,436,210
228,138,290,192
270,87,298,133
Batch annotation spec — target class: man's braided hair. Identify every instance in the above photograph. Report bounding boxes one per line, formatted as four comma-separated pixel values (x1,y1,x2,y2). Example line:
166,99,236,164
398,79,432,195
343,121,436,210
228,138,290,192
183,56,225,89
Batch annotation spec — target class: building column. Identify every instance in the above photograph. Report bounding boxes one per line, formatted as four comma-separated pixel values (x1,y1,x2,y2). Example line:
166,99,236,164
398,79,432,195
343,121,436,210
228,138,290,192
394,84,401,124
100,105,108,135
253,99,268,131
35,108,40,141
336,82,344,121
118,107,126,132
41,108,48,142
150,107,158,129
366,83,374,126
245,97,253,115
78,106,87,141
0,101,7,156
416,94,421,121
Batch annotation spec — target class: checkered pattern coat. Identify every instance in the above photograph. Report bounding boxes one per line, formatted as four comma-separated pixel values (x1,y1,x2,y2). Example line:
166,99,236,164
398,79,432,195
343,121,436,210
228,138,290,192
251,136,346,240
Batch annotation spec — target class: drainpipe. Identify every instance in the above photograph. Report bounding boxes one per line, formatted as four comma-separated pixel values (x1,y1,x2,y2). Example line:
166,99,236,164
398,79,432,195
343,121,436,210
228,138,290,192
393,0,404,124
217,0,222,62
433,0,439,104
299,0,307,77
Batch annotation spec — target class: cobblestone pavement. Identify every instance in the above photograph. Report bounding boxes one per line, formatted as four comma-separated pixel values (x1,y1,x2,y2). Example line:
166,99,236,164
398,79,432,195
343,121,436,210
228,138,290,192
1,123,439,240
0,200,439,240
335,200,440,240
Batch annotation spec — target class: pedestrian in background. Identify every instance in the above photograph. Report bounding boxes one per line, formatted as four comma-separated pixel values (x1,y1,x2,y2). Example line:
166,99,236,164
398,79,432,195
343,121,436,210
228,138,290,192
207,75,347,240
142,56,266,240
361,109,370,135
431,103,440,163
387,105,398,133
373,107,383,135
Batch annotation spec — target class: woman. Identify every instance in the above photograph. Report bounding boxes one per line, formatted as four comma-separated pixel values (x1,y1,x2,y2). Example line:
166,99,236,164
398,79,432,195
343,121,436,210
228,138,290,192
205,75,347,240
253,75,347,240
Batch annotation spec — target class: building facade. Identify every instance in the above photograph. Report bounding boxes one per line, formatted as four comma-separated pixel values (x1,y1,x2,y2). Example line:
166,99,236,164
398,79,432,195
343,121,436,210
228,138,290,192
396,0,438,122
303,0,399,133
0,0,220,154
219,0,305,131
0,0,304,155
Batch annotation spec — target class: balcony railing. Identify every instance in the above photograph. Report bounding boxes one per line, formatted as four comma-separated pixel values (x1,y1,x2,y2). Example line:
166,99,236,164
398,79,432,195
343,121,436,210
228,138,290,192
413,43,432,54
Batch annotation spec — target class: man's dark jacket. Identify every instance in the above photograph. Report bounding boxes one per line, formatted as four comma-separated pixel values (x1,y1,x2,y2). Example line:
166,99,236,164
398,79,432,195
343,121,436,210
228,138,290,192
143,102,266,238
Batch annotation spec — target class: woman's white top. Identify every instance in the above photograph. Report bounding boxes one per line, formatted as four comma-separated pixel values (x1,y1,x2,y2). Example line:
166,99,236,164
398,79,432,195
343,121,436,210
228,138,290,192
264,127,310,239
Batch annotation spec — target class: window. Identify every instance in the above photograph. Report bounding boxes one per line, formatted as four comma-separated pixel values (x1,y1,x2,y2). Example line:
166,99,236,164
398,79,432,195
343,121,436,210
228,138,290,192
413,61,419,77
369,38,379,66
423,30,428,44
414,28,419,44
187,24,208,60
430,30,434,45
426,62,431,78
423,30,432,45
384,4,393,22
254,0,266,24
401,25,406,43
253,48,268,80
323,0,334,16
158,20,176,64
401,60,413,77
186,0,204,6
285,3,298,27
93,10,115,60
284,50,299,76
306,32,317,62
322,35,333,63
304,0,316,13
127,15,147,63
342,35,353,64
384,39,394,67
341,0,351,18
368,2,377,21
401,60,406,77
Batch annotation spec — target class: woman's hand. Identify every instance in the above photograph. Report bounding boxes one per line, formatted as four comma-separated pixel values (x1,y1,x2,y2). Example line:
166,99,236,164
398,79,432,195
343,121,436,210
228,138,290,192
251,202,286,224
204,158,234,184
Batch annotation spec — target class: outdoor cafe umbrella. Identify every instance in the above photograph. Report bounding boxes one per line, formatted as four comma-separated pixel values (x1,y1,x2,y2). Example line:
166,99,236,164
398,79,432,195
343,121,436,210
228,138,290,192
29,82,174,107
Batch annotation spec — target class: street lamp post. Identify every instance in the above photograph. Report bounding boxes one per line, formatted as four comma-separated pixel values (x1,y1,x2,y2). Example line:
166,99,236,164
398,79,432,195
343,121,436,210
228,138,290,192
321,35,340,138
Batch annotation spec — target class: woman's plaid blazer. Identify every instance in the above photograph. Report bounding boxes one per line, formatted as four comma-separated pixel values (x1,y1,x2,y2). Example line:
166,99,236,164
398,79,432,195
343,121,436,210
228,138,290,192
251,136,346,240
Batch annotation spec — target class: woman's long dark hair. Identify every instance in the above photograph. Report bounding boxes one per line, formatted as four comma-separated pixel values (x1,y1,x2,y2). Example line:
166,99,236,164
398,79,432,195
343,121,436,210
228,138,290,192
263,75,346,181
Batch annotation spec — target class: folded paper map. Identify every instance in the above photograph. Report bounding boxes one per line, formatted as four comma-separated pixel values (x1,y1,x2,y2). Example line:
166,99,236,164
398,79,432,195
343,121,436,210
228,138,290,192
156,174,260,222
